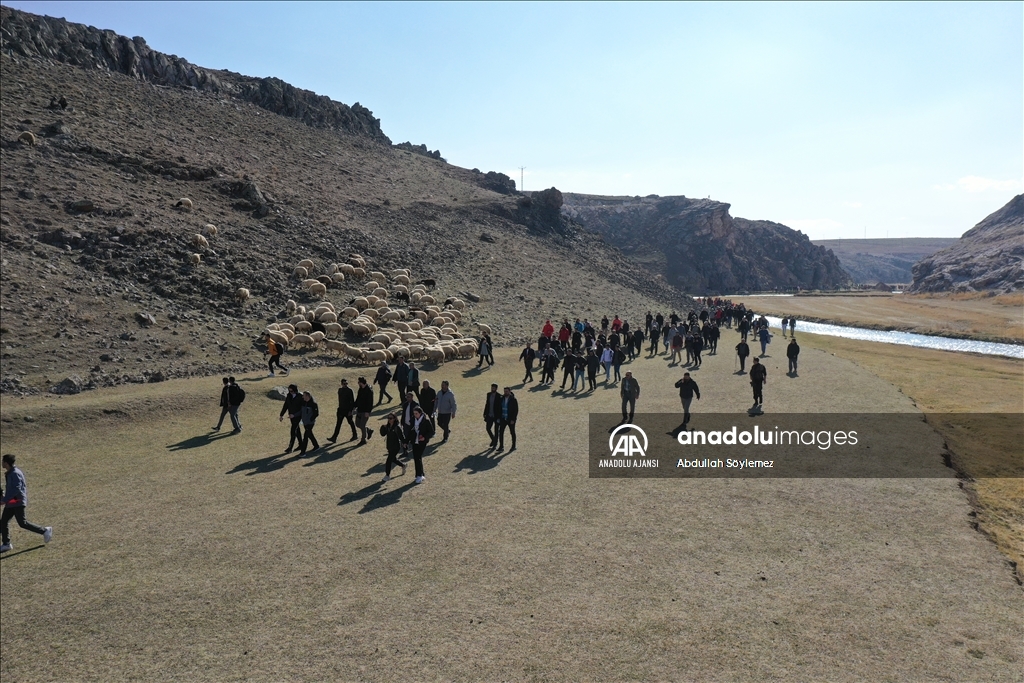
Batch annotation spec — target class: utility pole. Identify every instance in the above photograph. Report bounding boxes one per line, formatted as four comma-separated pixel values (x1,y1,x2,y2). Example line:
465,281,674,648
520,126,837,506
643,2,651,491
519,166,525,193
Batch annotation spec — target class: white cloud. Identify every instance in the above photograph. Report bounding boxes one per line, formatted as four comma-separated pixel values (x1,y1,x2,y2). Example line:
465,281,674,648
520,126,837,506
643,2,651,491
933,176,1023,193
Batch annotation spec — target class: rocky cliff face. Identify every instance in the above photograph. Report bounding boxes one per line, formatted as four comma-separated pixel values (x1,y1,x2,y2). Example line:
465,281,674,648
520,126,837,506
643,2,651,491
0,6,389,142
909,195,1024,293
561,194,852,293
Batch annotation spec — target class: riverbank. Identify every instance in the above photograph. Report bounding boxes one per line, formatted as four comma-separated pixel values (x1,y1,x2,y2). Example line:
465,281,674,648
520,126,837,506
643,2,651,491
792,329,1024,581
740,293,1024,344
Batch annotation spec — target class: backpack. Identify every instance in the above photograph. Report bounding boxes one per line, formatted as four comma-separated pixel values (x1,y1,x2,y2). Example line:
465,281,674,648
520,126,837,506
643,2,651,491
236,386,246,404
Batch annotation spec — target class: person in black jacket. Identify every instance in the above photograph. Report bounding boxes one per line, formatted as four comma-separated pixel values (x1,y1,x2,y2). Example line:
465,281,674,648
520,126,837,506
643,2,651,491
560,350,577,390
586,350,600,391
520,343,536,383
497,387,519,451
735,339,751,373
297,391,320,455
375,361,394,405
674,372,700,428
410,407,434,484
226,377,244,433
379,413,407,482
750,357,767,409
393,357,410,398
787,338,800,375
419,380,437,429
406,362,421,400
399,392,420,454
212,377,231,431
355,377,376,445
327,378,357,443
483,383,501,448
542,348,559,384
279,384,304,452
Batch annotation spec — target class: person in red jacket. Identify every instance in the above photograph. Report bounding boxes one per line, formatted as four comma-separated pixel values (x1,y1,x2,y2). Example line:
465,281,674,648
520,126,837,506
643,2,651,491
542,320,555,339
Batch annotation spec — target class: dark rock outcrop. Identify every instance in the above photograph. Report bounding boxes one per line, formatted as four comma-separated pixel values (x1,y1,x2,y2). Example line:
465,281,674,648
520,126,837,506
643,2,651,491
518,188,580,238
562,194,852,293
394,142,444,161
0,6,389,142
909,195,1024,293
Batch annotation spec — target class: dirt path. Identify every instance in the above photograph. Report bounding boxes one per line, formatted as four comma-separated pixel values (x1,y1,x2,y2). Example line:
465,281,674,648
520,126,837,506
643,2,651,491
1,338,1020,680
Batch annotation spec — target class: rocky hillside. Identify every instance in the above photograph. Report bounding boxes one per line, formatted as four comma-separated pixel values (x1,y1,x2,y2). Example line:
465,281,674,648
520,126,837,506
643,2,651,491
813,238,958,285
561,194,853,294
0,8,686,397
909,195,1024,293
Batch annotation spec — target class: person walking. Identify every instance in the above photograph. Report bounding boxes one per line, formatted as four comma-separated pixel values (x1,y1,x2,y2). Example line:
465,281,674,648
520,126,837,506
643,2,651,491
691,333,704,367
674,372,701,428
750,357,767,411
620,371,640,423
297,391,320,455
600,345,614,384
327,378,357,443
586,349,600,391
226,377,245,433
279,384,304,452
0,454,53,552
483,383,501,447
393,357,410,399
780,317,789,338
758,326,772,357
497,387,519,452
735,339,751,373
355,377,375,445
374,361,394,405
787,338,800,375
520,342,536,383
379,413,407,482
738,316,750,342
264,336,289,377
419,380,437,430
407,362,422,400
399,392,420,454
212,377,231,431
612,346,626,383
560,349,577,390
789,317,797,336
574,351,587,391
410,407,434,484
541,348,559,384
435,380,457,441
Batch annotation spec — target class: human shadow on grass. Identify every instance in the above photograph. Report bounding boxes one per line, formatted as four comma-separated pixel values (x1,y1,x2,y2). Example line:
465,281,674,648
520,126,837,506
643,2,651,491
0,545,45,561
361,461,387,478
462,366,490,378
453,448,510,474
227,451,291,476
358,482,417,514
302,441,361,467
167,432,232,451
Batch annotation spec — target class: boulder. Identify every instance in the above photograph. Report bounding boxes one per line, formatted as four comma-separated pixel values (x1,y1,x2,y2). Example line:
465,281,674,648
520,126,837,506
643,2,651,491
135,311,157,326
50,375,84,394
267,386,290,401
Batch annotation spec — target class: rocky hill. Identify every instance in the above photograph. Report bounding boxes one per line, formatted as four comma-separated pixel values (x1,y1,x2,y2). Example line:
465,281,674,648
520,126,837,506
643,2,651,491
0,7,686,396
909,195,1024,293
813,238,958,285
561,193,853,294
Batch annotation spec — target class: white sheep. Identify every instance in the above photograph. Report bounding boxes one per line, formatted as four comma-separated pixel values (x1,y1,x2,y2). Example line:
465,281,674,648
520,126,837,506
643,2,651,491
297,259,315,272
191,234,209,249
372,287,388,299
291,333,315,348
340,306,359,319
392,274,411,286
366,295,380,306
278,322,296,333
327,263,340,275
369,271,386,282
331,272,346,283
294,320,313,333
351,267,366,279
324,322,344,338
234,287,250,303
424,347,446,365
310,331,326,345
374,300,390,310
288,315,305,325
203,224,218,236
265,330,290,346
390,268,410,278
364,349,388,364
294,266,309,279
319,311,338,323
364,281,380,292
176,197,194,210
285,299,297,312
188,253,201,265
18,131,37,146
340,263,356,276
478,323,492,335
308,283,327,299
324,339,346,356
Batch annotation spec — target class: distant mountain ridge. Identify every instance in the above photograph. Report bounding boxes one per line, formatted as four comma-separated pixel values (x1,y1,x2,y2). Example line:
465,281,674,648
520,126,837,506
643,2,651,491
0,6,389,142
561,194,852,294
909,195,1024,293
812,238,959,285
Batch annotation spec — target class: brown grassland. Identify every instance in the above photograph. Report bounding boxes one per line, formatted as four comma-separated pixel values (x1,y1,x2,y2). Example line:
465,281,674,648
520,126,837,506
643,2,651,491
1,330,1021,681
747,292,1024,343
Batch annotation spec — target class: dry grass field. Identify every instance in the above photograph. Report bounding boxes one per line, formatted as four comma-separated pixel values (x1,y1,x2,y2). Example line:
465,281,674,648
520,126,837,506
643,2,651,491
747,292,1024,343
2,340,1021,681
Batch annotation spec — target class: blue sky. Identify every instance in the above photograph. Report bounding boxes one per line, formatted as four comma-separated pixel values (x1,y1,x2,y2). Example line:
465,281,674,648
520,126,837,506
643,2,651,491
5,1,1021,239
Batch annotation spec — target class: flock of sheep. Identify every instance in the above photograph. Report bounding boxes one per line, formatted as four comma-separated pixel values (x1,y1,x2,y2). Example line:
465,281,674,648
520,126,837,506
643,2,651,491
262,254,484,365
172,201,486,365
